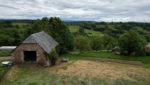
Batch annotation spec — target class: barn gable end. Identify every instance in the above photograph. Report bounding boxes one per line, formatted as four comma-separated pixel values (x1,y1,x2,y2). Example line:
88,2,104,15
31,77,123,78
13,31,58,66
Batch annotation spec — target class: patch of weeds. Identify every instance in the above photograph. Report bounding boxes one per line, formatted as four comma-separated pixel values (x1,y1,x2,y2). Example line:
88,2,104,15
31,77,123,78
143,63,150,69
28,82,38,85
61,66,68,70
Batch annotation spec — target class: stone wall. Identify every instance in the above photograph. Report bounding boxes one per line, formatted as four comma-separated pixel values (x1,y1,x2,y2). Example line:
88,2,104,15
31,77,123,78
13,43,48,66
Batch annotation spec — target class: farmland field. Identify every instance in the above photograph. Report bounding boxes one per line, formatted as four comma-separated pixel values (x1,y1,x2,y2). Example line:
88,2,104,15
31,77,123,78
1,52,150,85
1,60,150,85
69,25,104,37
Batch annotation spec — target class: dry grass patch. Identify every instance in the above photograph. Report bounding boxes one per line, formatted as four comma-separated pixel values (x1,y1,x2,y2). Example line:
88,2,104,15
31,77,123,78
52,60,150,82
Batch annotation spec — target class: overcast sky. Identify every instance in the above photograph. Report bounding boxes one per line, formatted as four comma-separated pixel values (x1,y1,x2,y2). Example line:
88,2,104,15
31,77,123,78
0,0,150,22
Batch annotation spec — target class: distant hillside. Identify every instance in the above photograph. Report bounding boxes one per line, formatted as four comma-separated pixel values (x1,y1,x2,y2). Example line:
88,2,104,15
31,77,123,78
67,21,150,41
69,25,104,37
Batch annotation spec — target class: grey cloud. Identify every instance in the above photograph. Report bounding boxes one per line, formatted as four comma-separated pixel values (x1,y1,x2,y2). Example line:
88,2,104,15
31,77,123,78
0,0,150,22
0,4,18,9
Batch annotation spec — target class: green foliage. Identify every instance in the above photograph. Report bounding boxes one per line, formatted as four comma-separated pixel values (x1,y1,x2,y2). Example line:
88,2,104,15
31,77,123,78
73,35,91,52
44,49,58,66
0,28,26,45
32,17,73,54
91,37,104,51
0,21,13,28
119,30,147,56
0,34,15,46
102,35,118,50
78,27,85,35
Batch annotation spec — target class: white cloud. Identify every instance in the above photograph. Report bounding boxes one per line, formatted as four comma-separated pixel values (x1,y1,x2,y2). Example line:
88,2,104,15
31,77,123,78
0,0,150,22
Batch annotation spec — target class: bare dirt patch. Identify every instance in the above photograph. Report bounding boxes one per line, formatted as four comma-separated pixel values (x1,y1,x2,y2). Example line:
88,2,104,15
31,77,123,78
51,60,150,82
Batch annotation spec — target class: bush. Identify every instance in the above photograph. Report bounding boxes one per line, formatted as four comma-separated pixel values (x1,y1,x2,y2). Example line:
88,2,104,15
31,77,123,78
44,49,58,66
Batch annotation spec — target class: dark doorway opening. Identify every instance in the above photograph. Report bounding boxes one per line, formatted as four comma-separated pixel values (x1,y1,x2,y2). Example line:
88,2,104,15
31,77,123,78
24,51,36,61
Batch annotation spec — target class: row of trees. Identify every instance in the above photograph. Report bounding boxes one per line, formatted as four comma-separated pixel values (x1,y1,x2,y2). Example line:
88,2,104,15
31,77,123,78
74,29,147,56
73,35,117,52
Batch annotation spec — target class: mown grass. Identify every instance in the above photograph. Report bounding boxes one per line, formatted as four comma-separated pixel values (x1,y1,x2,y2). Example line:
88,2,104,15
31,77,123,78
0,51,11,57
0,59,12,81
1,69,149,85
60,52,150,68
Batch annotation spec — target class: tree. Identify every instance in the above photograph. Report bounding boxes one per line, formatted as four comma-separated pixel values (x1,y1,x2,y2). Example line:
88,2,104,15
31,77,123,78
31,17,73,54
119,30,147,56
102,35,118,50
91,37,103,51
0,34,15,46
79,27,85,35
73,35,91,52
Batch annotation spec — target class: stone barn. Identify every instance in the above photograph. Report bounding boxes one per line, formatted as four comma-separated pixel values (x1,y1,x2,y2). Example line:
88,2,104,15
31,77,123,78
13,31,58,66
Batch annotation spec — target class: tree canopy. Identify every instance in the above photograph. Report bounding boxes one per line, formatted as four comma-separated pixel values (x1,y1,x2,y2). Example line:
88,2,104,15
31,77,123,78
31,17,73,54
119,30,147,56
73,35,91,52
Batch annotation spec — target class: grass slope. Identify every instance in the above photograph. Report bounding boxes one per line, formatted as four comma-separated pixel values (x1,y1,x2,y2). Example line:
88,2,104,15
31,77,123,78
69,25,104,37
1,63,150,85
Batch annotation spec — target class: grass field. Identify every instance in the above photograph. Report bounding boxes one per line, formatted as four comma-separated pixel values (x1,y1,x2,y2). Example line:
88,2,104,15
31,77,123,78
12,22,30,28
69,25,104,37
69,25,80,33
0,51,11,57
1,61,150,85
1,52,150,85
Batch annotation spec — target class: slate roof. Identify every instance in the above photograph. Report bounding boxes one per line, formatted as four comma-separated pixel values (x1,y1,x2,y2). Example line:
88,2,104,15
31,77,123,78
23,31,58,53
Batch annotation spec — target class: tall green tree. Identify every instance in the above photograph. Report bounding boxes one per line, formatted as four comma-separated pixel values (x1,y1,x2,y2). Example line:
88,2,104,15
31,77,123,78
102,35,118,50
31,17,73,54
119,30,147,56
91,37,104,51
